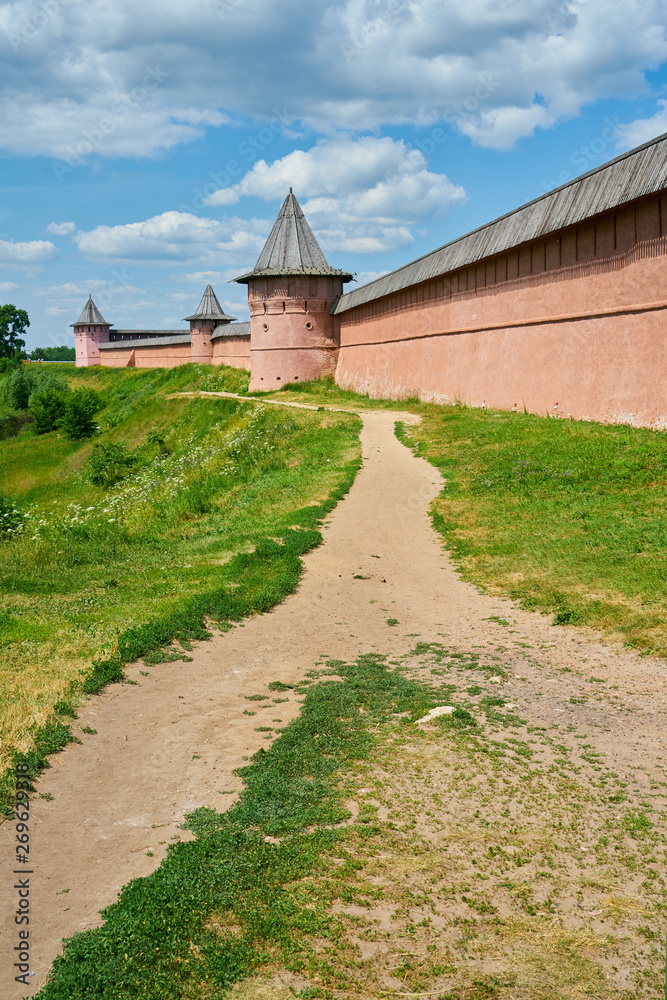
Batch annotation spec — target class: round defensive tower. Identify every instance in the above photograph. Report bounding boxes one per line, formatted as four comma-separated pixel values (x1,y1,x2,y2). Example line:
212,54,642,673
235,189,353,391
184,284,236,364
71,296,110,367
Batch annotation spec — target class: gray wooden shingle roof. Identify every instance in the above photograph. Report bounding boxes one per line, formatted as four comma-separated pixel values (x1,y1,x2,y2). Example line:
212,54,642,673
235,190,353,282
184,284,236,322
71,296,108,326
334,131,667,314
211,321,250,340
100,334,191,349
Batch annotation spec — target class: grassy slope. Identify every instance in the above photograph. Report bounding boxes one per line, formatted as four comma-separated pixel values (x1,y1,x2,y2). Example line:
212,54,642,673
399,408,667,655
264,379,667,656
0,365,361,806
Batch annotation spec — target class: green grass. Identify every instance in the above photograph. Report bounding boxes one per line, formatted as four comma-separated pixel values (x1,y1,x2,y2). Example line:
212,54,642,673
396,407,667,655
0,364,361,812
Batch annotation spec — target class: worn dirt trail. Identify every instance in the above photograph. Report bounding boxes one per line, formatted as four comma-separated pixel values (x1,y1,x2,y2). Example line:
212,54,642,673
2,404,666,997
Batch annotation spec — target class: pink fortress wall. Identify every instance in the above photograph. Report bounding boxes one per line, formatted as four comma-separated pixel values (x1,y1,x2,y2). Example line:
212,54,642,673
100,344,192,368
335,195,667,428
212,335,251,369
97,337,251,370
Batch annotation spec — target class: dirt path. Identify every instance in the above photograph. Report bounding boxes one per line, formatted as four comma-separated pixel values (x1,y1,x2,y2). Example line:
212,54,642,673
1,404,665,997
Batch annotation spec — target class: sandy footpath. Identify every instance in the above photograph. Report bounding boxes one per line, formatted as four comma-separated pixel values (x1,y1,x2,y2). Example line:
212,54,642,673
1,402,665,997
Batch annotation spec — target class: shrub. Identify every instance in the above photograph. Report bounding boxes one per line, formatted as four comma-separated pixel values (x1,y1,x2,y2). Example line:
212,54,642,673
2,366,35,410
28,378,71,434
88,441,137,488
59,387,103,440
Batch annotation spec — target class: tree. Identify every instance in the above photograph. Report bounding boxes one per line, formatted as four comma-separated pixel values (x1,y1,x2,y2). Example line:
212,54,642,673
88,441,136,488
2,366,36,410
59,387,103,440
28,378,71,434
0,305,29,359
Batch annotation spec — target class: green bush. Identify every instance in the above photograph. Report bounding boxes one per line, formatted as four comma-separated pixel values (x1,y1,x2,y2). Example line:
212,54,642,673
2,365,35,410
28,377,71,434
88,441,137,488
59,387,103,440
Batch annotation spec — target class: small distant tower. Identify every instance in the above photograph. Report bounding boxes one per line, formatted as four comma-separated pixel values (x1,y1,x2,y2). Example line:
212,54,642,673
72,296,110,367
235,190,353,391
184,284,236,364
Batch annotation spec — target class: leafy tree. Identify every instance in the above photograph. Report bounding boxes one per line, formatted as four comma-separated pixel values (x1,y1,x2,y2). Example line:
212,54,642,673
2,366,36,410
28,378,71,434
30,346,76,361
59,387,102,440
88,441,136,488
0,305,29,359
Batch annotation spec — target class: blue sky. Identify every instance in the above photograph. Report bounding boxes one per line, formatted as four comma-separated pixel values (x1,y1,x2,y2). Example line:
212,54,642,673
1,0,667,352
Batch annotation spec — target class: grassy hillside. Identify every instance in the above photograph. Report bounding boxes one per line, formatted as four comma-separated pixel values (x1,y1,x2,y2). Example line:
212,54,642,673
0,365,361,808
400,408,667,655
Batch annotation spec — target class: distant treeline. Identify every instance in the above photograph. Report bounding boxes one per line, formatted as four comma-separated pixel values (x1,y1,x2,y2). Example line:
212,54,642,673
29,346,76,361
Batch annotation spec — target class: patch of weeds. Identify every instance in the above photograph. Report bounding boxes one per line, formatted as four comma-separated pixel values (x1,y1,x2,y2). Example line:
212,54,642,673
623,809,652,838
80,726,97,735
267,681,293,692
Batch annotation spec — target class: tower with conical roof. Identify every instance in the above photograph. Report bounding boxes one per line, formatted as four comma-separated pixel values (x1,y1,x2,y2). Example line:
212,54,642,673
184,284,236,364
71,296,111,366
235,190,353,390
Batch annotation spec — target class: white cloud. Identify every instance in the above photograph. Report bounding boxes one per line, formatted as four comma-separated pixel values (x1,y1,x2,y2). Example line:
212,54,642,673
0,0,665,155
616,99,667,149
46,221,76,236
350,270,390,285
456,104,557,151
0,239,56,264
74,211,267,263
44,305,73,316
34,279,132,297
0,281,20,292
205,136,466,250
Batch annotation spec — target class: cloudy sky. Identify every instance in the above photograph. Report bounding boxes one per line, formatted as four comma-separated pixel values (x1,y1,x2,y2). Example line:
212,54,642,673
1,0,667,350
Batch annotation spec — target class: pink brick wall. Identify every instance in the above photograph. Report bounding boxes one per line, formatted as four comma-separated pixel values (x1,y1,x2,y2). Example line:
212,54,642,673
100,344,192,368
212,336,251,369
335,195,667,428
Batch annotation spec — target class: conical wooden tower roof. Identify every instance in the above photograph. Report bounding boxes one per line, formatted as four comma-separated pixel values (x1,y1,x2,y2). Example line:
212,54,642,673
235,190,353,283
71,295,108,326
184,284,236,322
